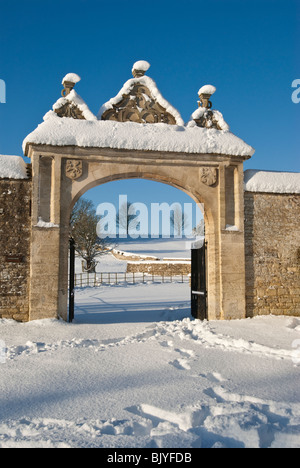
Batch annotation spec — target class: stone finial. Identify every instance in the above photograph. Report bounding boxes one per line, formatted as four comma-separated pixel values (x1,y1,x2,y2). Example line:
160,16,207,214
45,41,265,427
198,84,216,109
192,85,226,130
61,73,81,97
132,60,151,78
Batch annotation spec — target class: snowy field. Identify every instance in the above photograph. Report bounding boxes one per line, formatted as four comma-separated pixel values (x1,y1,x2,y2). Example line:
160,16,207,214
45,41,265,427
75,238,193,274
115,238,193,260
1,281,300,449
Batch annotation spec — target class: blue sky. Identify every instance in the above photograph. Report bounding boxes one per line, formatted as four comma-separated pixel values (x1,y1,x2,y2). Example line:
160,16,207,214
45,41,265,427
0,0,299,215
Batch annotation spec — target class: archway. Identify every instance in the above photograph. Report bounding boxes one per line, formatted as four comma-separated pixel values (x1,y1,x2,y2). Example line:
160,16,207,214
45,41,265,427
69,178,203,324
24,61,253,322
63,168,212,320
25,144,248,322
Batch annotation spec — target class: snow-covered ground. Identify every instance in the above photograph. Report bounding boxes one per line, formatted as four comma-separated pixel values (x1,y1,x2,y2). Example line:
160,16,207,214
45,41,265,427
75,238,193,273
1,282,300,448
115,238,192,260
76,251,127,273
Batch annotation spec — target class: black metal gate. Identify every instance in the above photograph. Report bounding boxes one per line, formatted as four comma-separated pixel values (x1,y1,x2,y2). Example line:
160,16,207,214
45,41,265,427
191,242,207,320
69,237,75,323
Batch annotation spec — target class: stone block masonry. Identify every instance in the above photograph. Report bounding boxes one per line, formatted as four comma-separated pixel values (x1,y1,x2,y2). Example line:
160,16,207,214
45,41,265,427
0,166,299,322
126,261,191,276
244,192,300,317
0,179,31,321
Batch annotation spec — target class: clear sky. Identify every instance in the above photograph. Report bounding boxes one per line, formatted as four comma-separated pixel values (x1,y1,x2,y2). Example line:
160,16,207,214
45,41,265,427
0,0,299,215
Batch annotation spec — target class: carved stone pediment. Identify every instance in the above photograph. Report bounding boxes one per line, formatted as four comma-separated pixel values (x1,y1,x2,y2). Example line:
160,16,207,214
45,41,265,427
66,160,83,180
200,167,218,186
101,84,177,125
55,102,85,120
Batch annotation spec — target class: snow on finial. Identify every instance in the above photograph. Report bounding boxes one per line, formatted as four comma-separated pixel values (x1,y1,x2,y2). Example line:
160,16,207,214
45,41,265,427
198,84,217,109
198,84,216,96
187,83,229,130
132,60,151,78
61,73,81,97
62,73,81,85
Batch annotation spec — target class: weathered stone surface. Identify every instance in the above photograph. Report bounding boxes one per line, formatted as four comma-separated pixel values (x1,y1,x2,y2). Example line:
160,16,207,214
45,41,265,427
126,261,191,276
0,179,31,321
244,192,300,317
25,146,248,322
1,151,299,323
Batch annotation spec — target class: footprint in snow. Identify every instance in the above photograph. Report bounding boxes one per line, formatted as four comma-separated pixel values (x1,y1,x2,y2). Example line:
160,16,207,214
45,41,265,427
174,348,195,359
199,372,227,383
169,348,195,371
169,358,191,371
159,340,174,350
158,340,195,371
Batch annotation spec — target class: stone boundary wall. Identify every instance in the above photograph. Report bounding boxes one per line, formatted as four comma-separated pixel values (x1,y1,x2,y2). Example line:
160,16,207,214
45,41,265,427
1,179,299,322
112,248,191,276
244,192,300,317
126,261,191,276
0,179,31,321
111,249,160,262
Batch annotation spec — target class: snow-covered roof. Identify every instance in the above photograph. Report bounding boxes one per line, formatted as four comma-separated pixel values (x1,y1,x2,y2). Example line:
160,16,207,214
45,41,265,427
0,155,28,179
23,119,255,157
98,75,184,126
244,169,300,194
22,63,255,158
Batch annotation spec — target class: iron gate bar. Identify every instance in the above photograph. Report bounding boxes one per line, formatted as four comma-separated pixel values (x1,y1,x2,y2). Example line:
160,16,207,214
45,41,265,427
191,241,207,320
69,237,75,323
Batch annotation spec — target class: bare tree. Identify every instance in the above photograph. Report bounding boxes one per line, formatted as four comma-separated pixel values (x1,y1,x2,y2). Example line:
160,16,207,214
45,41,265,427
170,205,189,237
116,201,138,236
70,198,109,272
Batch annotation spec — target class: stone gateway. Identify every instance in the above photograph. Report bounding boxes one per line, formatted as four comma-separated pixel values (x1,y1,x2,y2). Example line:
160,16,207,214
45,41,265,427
0,62,299,322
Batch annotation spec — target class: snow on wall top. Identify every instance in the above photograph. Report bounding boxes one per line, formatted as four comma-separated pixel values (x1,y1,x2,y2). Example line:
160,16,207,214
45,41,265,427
23,118,255,157
244,169,300,194
98,75,184,126
0,155,28,179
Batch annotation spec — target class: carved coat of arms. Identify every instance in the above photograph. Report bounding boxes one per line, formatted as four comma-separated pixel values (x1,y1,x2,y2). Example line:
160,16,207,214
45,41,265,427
66,160,83,180
200,167,218,186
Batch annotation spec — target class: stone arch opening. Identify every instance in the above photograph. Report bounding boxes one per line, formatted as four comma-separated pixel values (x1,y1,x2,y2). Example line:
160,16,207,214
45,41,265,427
63,172,211,320
68,177,205,324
